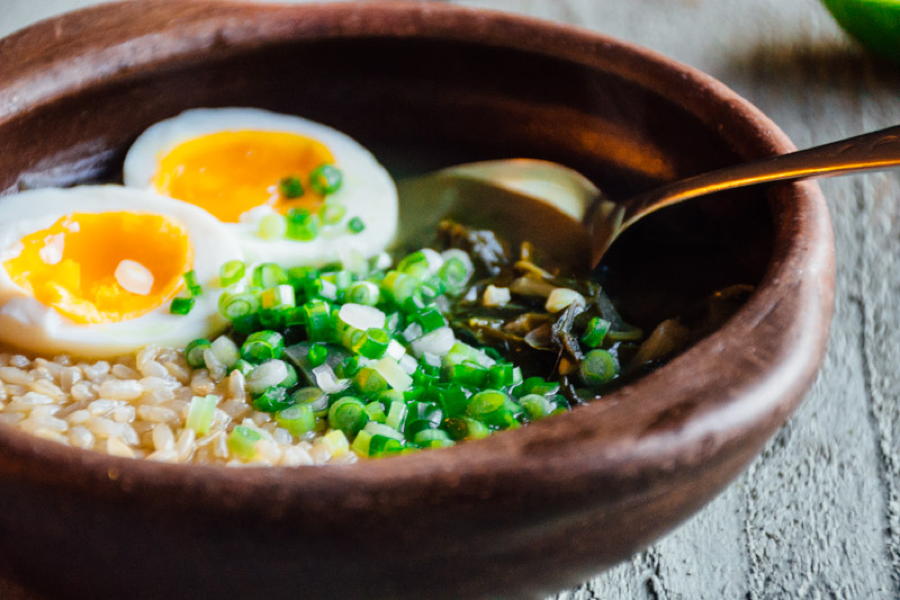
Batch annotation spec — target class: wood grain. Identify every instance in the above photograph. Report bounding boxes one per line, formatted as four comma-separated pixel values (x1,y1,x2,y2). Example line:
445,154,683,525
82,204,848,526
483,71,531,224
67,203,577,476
1,0,897,598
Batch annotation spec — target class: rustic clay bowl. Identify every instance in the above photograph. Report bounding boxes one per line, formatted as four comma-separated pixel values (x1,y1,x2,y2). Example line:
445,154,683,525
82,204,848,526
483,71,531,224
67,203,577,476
0,2,834,599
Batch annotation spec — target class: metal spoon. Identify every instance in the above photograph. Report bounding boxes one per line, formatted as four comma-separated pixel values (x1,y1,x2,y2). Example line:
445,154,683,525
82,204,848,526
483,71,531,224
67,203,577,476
397,125,900,269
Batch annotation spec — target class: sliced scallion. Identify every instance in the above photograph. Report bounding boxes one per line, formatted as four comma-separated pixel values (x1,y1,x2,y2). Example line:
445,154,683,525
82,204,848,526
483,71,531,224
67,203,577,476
185,338,212,368
279,175,304,199
328,396,369,438
253,263,288,289
276,404,316,436
309,164,343,196
241,330,285,363
186,394,218,435
579,349,619,388
183,270,202,297
170,297,195,315
227,426,262,460
219,260,246,287
347,216,365,234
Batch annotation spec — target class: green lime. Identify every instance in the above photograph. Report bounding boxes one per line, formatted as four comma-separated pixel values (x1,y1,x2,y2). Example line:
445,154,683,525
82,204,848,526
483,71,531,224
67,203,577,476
822,0,900,63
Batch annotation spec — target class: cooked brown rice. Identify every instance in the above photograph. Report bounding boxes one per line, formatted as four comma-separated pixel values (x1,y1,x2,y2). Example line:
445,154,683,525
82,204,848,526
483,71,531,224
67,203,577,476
0,346,357,466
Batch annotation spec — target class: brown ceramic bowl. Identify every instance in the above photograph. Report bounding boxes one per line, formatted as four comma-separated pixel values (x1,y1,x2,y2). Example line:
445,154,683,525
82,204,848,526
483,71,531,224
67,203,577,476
0,2,834,599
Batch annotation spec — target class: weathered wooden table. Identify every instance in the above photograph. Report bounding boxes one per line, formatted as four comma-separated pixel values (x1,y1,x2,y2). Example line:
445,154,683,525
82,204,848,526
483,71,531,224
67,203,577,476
2,1,898,598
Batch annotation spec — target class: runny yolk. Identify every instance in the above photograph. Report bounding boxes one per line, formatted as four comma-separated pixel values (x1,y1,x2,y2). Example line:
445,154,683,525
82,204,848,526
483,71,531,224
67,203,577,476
152,130,336,223
3,212,192,324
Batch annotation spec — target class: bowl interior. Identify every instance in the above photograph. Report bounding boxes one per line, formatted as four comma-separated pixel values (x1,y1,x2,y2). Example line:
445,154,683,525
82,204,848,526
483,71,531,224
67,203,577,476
0,36,772,331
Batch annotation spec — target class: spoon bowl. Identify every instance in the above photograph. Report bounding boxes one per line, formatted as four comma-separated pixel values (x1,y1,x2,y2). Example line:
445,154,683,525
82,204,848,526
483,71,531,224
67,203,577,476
401,125,899,269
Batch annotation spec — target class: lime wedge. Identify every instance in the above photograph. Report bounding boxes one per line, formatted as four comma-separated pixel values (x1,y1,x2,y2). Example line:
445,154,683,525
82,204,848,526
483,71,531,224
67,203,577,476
822,0,900,63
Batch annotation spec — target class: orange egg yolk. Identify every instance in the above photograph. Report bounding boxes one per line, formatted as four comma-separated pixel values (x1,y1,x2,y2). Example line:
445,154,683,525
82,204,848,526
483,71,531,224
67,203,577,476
152,130,335,223
3,212,192,324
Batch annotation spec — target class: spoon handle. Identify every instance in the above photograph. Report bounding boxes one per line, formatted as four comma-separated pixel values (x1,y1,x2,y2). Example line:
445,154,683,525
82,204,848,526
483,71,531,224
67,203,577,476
624,124,900,227
590,125,900,265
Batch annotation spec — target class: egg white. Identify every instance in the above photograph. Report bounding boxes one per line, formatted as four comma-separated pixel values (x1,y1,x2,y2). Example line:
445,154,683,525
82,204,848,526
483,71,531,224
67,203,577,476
123,107,398,268
0,185,243,358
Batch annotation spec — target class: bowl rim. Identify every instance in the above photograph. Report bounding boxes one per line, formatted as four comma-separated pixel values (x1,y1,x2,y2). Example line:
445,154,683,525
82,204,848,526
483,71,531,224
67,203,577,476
0,0,834,510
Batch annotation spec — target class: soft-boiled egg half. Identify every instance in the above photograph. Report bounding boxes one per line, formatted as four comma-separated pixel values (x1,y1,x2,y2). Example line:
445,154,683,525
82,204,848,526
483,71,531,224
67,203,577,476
123,107,398,267
0,186,242,358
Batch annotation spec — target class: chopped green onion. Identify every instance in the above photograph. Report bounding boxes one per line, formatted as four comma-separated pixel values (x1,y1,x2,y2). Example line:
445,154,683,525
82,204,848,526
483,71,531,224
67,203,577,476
372,357,413,392
581,316,611,348
231,313,260,335
346,281,380,306
335,355,361,379
338,303,386,331
365,401,387,423
261,284,296,310
381,271,419,306
363,421,405,441
519,393,554,421
514,377,560,398
246,360,292,394
286,209,320,241
257,213,287,240
309,164,343,196
351,430,373,456
438,256,472,293
413,428,454,448
420,276,446,302
170,297,195,315
413,306,446,333
354,366,389,395
444,417,490,440
347,216,366,234
227,425,262,460
449,361,488,388
328,397,369,438
276,404,316,436
397,251,430,278
186,394,218,435
210,336,240,369
253,263,288,288
241,330,285,362
320,202,346,225
279,175,304,199
355,328,390,359
288,266,319,287
279,362,298,388
185,338,212,368
252,385,293,412
487,363,514,388
230,359,255,376
324,270,353,292
219,260,246,287
376,390,404,405
303,299,333,341
219,292,260,320
467,390,519,429
385,400,408,431
368,434,404,457
308,343,328,367
407,401,443,428
435,384,468,417
443,342,490,368
579,349,619,387
292,387,329,415
320,429,351,458
183,270,202,297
